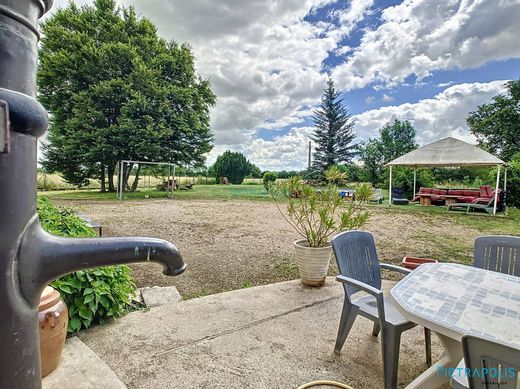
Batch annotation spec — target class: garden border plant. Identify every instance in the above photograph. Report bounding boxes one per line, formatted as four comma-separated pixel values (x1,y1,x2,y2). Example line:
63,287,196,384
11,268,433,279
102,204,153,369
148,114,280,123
37,196,137,332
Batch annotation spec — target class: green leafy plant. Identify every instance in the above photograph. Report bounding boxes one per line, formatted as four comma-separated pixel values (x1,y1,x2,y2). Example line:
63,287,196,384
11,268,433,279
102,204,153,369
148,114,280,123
323,165,348,186
262,171,277,190
37,196,137,332
240,280,253,289
270,176,371,247
354,182,375,202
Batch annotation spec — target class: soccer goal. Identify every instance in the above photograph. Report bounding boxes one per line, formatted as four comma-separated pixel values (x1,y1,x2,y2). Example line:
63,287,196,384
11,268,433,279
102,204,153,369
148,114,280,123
117,160,176,200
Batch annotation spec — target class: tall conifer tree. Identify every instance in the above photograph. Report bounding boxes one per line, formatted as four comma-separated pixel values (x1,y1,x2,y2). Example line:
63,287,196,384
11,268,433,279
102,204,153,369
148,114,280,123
311,78,356,173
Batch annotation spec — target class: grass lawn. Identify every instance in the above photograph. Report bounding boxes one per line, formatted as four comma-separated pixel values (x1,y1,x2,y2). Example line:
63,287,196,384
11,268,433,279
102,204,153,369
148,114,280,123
43,184,520,298
40,184,271,201
41,184,520,235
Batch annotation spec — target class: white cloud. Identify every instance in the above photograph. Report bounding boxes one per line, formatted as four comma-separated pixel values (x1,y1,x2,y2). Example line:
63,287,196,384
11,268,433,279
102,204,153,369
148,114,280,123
206,80,507,170
124,0,374,144
206,126,315,171
332,0,520,91
353,80,508,145
42,1,517,171
43,0,375,168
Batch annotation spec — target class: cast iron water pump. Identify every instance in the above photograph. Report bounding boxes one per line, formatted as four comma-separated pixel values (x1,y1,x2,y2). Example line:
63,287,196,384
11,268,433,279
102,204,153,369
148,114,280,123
0,1,186,387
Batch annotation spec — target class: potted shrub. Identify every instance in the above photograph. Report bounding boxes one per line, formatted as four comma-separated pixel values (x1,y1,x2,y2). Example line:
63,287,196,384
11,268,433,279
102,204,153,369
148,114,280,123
270,174,372,286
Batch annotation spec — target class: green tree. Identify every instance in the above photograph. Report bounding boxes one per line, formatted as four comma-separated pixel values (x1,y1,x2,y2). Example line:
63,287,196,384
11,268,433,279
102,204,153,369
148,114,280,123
358,119,417,186
311,78,356,174
378,119,418,162
212,151,250,184
247,162,262,178
467,80,520,162
38,0,216,191
358,139,384,186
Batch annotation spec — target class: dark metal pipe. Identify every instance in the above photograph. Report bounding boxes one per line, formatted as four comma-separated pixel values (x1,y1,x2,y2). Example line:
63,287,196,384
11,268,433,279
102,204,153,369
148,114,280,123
19,219,186,307
0,1,186,388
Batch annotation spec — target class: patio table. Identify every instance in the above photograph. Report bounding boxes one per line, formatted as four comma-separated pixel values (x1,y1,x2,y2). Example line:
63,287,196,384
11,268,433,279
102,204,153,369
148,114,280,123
417,193,433,206
390,262,520,389
442,195,460,206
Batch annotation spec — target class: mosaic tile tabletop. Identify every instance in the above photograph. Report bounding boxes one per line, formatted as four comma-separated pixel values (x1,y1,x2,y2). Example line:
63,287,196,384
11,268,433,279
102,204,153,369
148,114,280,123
391,263,520,346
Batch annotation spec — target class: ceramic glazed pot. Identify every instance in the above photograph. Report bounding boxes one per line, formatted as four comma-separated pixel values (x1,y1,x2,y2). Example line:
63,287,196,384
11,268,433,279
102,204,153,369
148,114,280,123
293,239,332,287
39,286,68,377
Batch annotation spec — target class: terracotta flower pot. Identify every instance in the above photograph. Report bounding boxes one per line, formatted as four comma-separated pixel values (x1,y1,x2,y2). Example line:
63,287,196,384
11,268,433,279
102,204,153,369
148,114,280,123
293,239,332,287
401,256,438,270
39,286,68,377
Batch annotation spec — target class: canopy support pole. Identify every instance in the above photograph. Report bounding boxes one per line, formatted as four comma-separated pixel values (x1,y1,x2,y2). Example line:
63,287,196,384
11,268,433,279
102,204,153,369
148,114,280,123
504,167,507,192
413,168,417,198
493,165,500,215
389,166,393,207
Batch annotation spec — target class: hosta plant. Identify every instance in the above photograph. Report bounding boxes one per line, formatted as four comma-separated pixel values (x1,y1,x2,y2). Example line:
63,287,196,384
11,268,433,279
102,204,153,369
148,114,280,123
37,196,137,332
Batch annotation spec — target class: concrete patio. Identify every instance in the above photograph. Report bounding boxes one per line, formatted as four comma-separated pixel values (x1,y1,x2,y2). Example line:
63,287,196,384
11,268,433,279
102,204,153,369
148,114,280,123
52,278,443,388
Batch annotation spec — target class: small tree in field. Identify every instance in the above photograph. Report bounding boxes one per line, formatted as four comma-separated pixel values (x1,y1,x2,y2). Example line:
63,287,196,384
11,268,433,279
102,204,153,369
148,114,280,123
212,151,250,184
311,78,356,174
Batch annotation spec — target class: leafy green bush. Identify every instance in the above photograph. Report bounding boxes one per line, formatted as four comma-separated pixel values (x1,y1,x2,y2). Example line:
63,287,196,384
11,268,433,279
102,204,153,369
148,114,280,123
324,165,348,186
37,197,136,332
506,153,520,208
212,151,250,184
262,171,277,190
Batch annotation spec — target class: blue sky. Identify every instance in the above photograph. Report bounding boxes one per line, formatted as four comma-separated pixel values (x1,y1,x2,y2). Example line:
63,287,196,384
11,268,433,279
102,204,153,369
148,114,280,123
49,0,520,170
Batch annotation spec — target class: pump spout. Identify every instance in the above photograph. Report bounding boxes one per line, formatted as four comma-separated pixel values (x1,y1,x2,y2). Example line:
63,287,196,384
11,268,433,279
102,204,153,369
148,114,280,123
18,218,186,307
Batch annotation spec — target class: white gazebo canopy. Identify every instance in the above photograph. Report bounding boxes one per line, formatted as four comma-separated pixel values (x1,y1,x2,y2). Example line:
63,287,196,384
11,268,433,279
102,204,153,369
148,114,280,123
387,137,505,167
386,137,506,214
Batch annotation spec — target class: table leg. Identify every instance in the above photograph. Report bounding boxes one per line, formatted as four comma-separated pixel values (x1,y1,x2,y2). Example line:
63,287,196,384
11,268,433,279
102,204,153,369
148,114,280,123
420,197,432,206
405,334,462,389
445,198,456,206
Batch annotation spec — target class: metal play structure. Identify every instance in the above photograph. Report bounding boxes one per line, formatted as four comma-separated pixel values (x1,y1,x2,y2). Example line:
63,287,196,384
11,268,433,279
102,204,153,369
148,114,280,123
117,160,176,200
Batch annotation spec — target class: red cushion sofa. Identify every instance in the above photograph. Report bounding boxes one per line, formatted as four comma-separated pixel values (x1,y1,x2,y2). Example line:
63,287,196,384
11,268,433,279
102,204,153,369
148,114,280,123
412,187,447,204
471,185,496,204
413,185,496,205
431,189,447,203
447,189,480,203
412,187,432,202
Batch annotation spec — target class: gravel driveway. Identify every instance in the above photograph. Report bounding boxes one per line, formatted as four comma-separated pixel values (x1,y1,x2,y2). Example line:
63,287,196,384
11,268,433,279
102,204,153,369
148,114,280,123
53,198,479,298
